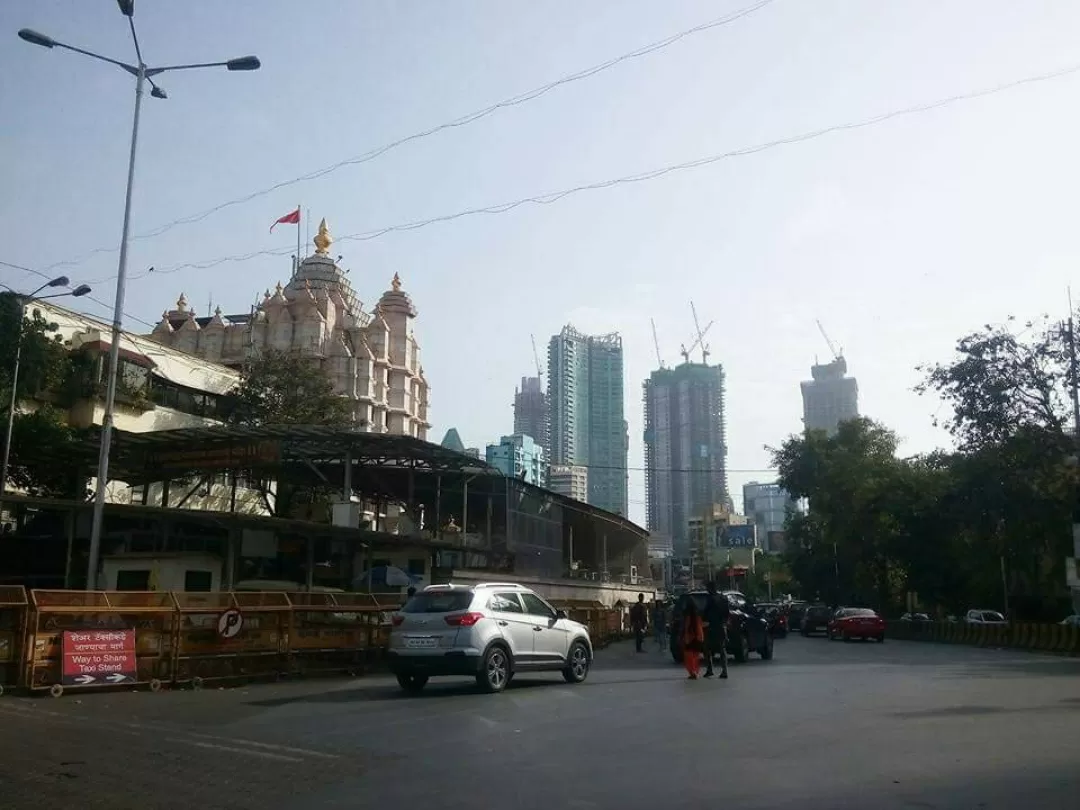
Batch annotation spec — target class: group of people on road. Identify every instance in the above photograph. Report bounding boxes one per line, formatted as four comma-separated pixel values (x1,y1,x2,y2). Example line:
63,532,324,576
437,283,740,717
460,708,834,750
628,581,731,680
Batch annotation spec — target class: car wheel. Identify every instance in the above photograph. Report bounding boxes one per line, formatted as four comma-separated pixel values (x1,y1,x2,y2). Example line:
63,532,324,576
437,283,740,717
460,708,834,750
759,632,774,660
562,641,590,684
396,673,429,693
733,631,750,663
477,645,511,693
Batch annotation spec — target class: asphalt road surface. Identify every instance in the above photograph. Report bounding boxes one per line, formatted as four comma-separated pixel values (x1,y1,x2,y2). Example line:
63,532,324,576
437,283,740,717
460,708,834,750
2,634,1078,809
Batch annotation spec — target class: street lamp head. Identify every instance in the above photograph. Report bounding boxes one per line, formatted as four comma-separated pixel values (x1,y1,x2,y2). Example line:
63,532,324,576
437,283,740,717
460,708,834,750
71,284,92,297
116,0,135,18
47,275,69,288
18,29,55,48
225,55,260,72
150,86,167,99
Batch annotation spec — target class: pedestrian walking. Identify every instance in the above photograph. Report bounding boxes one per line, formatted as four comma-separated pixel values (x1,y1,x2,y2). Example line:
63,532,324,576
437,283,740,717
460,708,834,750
652,599,667,649
701,581,730,679
681,598,704,679
630,593,648,653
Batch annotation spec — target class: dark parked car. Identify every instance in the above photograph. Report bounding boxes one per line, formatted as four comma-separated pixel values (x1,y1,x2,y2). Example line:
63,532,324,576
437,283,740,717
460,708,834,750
787,601,809,631
756,602,788,637
669,590,774,664
800,604,834,636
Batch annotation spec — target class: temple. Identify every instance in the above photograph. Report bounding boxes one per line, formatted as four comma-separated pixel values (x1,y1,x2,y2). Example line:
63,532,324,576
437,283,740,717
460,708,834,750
146,219,431,439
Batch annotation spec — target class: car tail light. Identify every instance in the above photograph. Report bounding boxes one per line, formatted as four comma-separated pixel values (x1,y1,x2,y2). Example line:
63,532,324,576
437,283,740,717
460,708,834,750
391,615,404,627
445,612,484,627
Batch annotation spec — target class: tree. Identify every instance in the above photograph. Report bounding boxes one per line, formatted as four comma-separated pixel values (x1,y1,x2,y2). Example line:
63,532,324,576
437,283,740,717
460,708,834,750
917,316,1069,448
0,292,71,401
226,349,355,426
0,293,85,498
7,405,87,498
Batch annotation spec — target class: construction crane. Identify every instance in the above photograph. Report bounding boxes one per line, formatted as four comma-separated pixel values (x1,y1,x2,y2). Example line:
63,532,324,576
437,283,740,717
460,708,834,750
816,320,843,361
690,300,710,363
530,334,543,379
651,318,665,369
679,319,714,364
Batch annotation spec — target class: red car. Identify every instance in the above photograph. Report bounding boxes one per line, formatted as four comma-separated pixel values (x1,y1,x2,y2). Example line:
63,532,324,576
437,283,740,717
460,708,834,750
827,607,885,643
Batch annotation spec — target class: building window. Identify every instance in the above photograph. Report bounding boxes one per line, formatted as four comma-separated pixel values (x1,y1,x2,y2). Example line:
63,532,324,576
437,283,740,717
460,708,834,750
115,570,151,591
184,570,213,592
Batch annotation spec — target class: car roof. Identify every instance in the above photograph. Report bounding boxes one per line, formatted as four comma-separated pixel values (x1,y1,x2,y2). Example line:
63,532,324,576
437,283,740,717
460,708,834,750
422,582,529,592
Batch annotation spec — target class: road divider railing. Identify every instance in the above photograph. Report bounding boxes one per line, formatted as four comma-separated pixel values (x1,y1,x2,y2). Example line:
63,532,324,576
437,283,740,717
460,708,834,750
3,589,404,697
285,592,384,677
172,591,292,690
886,619,1079,655
0,586,29,697
2,590,632,696
548,599,627,648
24,590,175,697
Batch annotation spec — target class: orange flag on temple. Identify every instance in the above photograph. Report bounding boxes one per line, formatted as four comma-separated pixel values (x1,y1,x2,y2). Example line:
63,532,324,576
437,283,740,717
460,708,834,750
270,208,300,232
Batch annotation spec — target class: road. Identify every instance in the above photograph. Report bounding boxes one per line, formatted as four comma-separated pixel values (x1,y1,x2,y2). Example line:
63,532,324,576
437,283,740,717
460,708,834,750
1,634,1078,809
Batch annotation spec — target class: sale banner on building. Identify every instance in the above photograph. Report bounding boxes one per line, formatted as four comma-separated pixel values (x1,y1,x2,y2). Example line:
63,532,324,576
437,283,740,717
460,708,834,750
61,629,137,686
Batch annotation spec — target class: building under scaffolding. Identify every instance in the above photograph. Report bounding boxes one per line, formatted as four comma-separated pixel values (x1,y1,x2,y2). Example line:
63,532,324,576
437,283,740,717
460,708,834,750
0,425,649,595
643,361,729,559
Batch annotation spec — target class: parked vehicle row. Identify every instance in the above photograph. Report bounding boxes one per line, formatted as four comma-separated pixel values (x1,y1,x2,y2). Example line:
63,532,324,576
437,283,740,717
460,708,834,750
800,604,886,642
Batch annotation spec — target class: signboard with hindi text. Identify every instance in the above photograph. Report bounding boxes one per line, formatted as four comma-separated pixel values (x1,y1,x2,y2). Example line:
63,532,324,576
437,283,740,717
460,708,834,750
62,629,137,686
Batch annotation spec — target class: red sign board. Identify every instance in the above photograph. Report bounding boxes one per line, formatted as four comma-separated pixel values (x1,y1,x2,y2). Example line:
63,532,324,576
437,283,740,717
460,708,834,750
61,629,137,686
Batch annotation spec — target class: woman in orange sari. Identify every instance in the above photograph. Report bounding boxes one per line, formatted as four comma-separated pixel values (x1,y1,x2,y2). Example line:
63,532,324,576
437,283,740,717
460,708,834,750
681,598,705,679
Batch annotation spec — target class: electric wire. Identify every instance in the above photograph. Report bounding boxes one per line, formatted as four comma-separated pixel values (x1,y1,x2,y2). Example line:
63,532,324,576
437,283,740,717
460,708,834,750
39,0,778,272
62,58,1080,285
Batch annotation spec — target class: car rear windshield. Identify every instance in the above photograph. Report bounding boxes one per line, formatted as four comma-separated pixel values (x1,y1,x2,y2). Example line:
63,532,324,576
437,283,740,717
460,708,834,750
807,606,832,617
843,609,878,618
400,592,473,614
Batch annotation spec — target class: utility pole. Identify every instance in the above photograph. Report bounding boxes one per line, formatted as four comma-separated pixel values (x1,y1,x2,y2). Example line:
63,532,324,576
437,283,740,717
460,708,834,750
1067,289,1080,611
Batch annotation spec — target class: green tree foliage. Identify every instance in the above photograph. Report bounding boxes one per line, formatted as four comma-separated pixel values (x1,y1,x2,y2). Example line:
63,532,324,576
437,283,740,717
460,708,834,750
7,405,86,498
0,292,86,498
917,316,1069,448
774,314,1078,620
226,349,355,426
225,350,356,519
0,292,71,400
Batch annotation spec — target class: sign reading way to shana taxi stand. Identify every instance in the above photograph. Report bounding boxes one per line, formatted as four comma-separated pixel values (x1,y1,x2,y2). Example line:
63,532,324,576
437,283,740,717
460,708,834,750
61,629,137,686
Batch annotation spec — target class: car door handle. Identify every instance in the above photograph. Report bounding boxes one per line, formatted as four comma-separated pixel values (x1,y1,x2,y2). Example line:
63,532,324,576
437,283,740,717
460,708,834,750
497,621,508,626
533,626,543,631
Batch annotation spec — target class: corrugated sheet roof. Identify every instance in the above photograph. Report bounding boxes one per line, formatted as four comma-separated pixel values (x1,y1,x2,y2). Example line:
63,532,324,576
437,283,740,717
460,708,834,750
32,300,239,395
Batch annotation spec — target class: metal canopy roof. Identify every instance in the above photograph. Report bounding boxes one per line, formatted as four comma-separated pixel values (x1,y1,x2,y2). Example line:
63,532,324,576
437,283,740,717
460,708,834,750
71,424,497,483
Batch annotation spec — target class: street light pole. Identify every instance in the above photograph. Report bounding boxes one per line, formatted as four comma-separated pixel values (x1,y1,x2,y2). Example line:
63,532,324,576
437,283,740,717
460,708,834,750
17,3,260,590
86,63,144,590
1,279,91,498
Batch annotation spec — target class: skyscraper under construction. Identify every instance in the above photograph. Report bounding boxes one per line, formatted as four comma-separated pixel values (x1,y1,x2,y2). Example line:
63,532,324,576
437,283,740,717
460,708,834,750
643,361,728,558
547,326,628,516
513,376,549,459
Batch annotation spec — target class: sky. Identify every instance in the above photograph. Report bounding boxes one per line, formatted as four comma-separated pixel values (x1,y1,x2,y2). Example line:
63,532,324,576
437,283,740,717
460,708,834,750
3,1,1080,526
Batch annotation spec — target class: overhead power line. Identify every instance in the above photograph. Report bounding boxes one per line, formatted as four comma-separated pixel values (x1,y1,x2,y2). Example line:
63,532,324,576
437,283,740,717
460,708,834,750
0,259,156,329
39,0,778,274
72,58,1080,285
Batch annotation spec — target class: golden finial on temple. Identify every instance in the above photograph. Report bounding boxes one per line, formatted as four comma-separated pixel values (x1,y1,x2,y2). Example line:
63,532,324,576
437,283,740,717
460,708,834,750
391,272,402,292
314,218,332,255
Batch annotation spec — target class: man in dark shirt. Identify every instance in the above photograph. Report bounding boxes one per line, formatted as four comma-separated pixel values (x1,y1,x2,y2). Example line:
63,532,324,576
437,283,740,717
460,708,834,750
701,581,729,679
629,593,648,653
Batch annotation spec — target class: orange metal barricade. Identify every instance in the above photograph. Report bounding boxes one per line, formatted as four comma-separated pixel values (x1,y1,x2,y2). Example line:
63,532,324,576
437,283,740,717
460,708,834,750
25,590,175,696
285,592,382,676
0,586,28,696
172,591,291,688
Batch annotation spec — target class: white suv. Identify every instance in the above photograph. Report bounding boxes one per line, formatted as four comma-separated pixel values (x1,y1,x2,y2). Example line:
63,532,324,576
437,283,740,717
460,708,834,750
388,583,593,694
